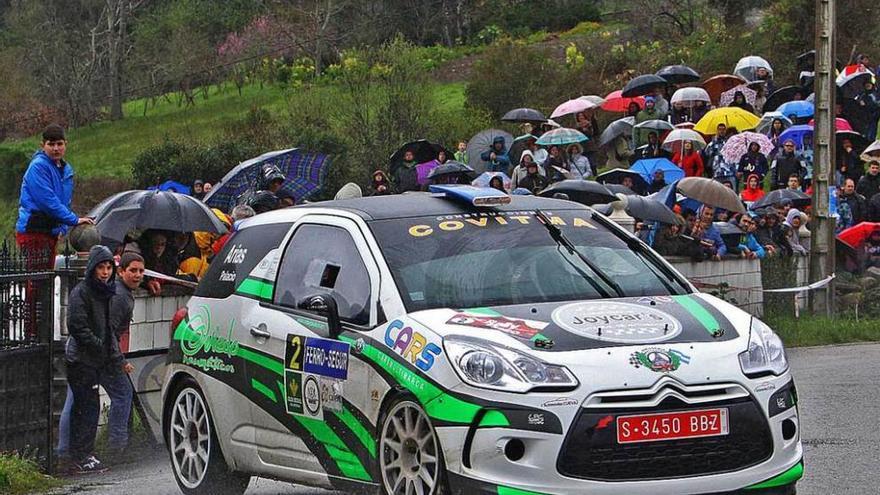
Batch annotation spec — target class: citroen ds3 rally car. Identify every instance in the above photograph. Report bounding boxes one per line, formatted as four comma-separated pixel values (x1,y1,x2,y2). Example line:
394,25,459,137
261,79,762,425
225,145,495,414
161,186,803,495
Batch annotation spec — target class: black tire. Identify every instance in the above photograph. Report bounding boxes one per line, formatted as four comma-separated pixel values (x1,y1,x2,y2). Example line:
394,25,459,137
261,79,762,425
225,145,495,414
377,396,450,495
166,378,250,495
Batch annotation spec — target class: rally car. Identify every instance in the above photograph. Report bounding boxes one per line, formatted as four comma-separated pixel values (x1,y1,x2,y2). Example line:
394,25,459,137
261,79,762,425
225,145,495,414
161,186,803,495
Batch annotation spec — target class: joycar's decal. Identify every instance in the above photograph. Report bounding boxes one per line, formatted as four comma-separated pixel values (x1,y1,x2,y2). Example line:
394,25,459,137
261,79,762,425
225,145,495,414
551,301,683,343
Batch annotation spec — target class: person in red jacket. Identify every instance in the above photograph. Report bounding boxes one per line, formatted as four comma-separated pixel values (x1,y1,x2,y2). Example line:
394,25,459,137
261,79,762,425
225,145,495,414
672,140,704,177
740,173,766,203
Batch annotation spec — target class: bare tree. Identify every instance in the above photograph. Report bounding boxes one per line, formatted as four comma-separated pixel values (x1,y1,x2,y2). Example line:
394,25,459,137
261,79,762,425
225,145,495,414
104,0,145,120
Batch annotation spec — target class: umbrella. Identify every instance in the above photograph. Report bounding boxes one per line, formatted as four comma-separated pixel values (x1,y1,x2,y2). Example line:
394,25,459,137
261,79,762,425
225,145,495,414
836,130,869,151
860,140,880,161
778,125,813,149
536,128,588,146
598,117,634,147
677,177,746,213
466,129,514,174
694,107,760,135
703,74,748,104
734,56,773,81
721,132,774,164
776,100,814,119
502,108,546,123
204,148,332,212
426,161,475,182
538,180,617,206
602,90,645,112
656,65,700,84
714,221,744,251
621,195,682,224
630,158,685,184
472,171,512,190
596,168,649,194
838,222,880,248
751,189,812,210
633,119,673,145
622,74,667,97
807,117,853,132
836,65,875,99
89,190,141,221
763,86,810,112
416,160,442,185
670,87,711,107
662,129,706,152
604,183,638,196
508,133,537,167
150,180,191,195
551,98,597,119
390,139,448,166
93,190,228,242
580,95,606,106
756,112,793,134
796,50,815,72
511,188,532,196
720,85,757,107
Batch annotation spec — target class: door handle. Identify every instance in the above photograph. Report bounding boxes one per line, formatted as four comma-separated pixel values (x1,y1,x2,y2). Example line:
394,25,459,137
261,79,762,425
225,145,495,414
250,324,271,340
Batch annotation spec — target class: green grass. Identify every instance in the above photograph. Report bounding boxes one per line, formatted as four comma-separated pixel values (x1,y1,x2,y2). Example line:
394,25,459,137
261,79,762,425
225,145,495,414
767,315,880,347
0,454,62,495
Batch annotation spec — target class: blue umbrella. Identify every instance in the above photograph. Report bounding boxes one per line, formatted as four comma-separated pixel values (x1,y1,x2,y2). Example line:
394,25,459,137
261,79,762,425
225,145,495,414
778,124,813,149
630,158,685,184
204,148,332,212
776,100,814,119
536,128,589,146
149,180,191,195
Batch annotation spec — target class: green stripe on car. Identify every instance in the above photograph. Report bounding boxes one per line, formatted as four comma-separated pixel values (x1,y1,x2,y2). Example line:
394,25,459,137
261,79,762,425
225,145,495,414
293,415,372,481
745,461,804,490
497,486,550,495
235,277,274,300
334,406,377,458
479,410,511,427
251,378,277,403
672,294,721,336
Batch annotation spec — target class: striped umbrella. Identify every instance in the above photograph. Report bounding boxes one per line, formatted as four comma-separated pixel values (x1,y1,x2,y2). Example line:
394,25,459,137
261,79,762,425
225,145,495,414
204,148,332,212
536,128,589,146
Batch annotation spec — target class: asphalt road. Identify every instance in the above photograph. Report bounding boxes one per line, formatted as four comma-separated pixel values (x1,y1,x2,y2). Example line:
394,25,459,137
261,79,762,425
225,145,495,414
53,343,880,495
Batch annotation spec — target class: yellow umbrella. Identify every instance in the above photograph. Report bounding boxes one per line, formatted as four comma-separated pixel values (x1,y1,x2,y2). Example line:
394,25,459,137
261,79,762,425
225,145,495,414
694,107,760,135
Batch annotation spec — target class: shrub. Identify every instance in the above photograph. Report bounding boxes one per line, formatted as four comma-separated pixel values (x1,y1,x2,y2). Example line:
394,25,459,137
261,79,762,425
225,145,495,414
130,138,260,189
0,148,29,200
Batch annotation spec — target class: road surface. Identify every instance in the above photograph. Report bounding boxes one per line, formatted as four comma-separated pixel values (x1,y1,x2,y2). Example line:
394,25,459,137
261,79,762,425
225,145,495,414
53,343,880,495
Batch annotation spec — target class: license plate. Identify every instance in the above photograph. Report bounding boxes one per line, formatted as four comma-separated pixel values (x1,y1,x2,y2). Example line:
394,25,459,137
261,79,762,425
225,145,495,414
616,408,729,444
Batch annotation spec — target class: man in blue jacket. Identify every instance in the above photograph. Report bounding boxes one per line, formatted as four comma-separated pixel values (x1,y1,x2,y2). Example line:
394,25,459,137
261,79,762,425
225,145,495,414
16,124,93,266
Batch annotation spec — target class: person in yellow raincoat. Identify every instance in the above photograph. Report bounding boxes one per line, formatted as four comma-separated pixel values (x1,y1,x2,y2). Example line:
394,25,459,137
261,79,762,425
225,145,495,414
177,208,231,280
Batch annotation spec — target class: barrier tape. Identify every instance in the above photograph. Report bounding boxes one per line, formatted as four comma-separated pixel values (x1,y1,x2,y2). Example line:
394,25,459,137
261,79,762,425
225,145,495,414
691,274,836,293
144,268,199,288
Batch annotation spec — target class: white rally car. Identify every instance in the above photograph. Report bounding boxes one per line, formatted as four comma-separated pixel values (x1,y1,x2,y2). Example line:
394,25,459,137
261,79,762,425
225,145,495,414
161,186,802,495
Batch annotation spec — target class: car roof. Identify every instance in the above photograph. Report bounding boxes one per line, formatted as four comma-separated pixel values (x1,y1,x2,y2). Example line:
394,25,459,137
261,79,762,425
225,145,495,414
291,192,590,221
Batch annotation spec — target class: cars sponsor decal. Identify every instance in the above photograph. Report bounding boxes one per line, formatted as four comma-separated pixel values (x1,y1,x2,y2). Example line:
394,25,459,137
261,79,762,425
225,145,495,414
628,348,691,373
384,320,442,372
446,313,546,339
406,211,596,238
551,301,683,343
542,397,579,408
286,334,350,380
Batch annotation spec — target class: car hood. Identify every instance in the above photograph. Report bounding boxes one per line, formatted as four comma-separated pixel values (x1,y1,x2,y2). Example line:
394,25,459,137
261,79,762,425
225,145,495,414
408,293,749,353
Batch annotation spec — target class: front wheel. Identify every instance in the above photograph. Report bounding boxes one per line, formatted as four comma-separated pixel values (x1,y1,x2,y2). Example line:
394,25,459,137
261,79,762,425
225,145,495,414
378,399,448,495
167,380,250,495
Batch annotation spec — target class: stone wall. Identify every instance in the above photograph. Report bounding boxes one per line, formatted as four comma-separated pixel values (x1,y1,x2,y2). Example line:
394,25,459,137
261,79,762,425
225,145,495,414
667,256,765,316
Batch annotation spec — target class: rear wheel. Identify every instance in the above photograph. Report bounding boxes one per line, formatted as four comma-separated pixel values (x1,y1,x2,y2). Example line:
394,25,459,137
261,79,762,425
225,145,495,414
167,379,250,495
378,399,448,495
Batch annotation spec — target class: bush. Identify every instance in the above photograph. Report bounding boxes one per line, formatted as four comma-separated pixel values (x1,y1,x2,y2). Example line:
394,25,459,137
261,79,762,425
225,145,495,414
130,138,261,190
0,148,29,200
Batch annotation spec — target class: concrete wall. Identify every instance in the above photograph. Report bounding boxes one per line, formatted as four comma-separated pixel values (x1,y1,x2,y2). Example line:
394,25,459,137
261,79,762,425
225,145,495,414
126,289,190,353
667,257,765,316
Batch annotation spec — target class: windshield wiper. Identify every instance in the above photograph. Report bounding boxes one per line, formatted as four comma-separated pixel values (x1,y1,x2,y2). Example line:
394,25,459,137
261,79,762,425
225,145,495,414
535,209,625,298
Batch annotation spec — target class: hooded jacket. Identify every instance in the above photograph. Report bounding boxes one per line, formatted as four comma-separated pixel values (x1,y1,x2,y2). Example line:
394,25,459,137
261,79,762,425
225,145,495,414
740,174,766,202
672,147,704,177
370,170,391,196
480,137,511,173
510,150,547,189
16,150,78,235
66,245,123,369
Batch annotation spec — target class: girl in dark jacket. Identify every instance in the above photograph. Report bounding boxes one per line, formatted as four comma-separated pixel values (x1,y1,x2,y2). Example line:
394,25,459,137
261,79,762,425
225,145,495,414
738,142,769,184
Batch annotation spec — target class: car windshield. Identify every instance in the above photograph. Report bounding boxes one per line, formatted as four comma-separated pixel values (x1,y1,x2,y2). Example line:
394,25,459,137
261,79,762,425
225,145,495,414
369,209,690,312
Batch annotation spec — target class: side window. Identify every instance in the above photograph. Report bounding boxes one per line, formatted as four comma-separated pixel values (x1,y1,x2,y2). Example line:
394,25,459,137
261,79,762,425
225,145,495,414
195,223,292,299
274,224,371,325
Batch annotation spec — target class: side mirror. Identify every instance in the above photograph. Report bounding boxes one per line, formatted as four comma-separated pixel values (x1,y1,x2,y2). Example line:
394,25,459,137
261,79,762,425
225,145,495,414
299,294,342,339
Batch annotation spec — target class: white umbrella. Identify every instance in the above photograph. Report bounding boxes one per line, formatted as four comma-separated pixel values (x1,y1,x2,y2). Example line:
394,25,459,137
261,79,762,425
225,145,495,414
662,129,707,151
551,98,598,119
734,55,773,81
670,87,711,106
860,140,880,162
579,95,606,106
756,112,793,134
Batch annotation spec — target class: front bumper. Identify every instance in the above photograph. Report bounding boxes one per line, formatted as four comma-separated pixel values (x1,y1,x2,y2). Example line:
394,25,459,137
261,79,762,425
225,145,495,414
436,384,802,495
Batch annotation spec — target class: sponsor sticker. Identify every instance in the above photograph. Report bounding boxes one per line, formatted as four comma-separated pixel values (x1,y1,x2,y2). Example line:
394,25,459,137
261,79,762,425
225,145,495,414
446,313,545,339
542,397,579,408
384,320,442,372
224,244,248,264
303,337,350,380
284,370,304,415
320,377,344,413
551,301,682,343
528,413,545,425
303,374,322,418
628,348,691,373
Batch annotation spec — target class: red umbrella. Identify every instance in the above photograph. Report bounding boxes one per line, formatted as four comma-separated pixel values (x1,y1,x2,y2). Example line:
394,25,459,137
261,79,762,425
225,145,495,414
838,222,880,248
602,90,645,113
703,74,748,105
807,117,853,131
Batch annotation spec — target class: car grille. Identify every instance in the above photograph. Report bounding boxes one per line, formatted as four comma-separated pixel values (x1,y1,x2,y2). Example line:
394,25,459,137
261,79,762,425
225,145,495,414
557,392,773,481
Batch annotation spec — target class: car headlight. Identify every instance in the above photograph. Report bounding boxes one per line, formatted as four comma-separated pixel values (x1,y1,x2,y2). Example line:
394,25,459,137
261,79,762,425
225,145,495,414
445,339,578,393
739,318,789,377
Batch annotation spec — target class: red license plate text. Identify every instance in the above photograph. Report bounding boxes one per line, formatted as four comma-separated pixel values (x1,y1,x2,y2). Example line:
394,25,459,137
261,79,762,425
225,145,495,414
616,408,729,444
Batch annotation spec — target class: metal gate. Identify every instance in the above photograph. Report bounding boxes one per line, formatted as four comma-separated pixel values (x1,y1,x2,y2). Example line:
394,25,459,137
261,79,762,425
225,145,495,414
0,242,55,472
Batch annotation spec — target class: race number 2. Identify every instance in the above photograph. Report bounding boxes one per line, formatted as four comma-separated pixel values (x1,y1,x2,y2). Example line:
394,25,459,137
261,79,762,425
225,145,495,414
286,334,304,371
